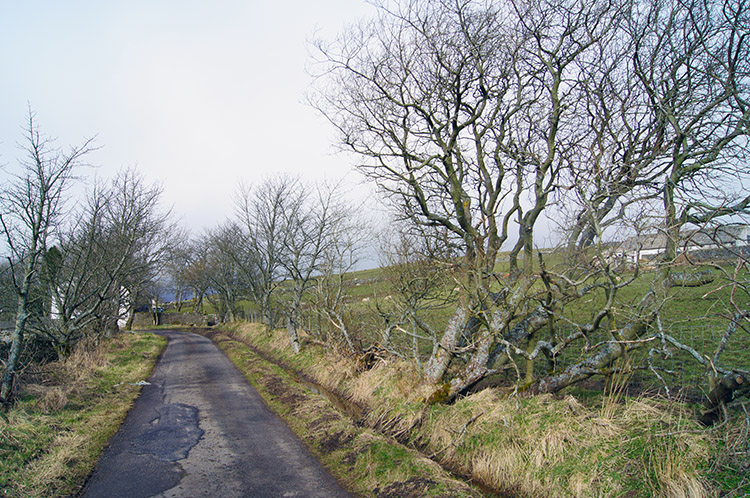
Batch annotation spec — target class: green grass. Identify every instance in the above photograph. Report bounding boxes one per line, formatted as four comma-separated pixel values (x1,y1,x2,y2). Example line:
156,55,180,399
0,332,166,498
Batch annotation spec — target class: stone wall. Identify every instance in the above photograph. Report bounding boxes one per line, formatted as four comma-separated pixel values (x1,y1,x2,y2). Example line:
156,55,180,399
131,312,213,328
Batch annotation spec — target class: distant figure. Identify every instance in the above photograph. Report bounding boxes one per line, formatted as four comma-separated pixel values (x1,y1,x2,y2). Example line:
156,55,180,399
151,299,160,326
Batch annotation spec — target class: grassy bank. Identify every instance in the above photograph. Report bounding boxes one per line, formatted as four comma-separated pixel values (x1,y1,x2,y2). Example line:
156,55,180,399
246,261,747,399
204,326,483,497
0,332,166,498
216,322,749,498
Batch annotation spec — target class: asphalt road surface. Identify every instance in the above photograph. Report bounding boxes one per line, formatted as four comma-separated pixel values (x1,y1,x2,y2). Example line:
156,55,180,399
80,330,351,498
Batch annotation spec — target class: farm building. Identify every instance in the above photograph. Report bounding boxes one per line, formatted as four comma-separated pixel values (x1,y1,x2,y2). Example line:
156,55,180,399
608,223,750,264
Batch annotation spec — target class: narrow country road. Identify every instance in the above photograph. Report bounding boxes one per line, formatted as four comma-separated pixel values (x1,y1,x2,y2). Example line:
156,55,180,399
80,330,351,498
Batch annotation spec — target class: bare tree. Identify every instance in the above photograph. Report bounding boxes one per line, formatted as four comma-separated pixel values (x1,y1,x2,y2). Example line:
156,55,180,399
182,237,212,313
564,0,750,258
279,180,354,353
34,169,172,350
312,0,621,397
631,0,750,265
163,229,192,312
0,262,14,321
377,224,456,364
312,0,750,403
536,0,750,395
234,176,296,328
107,169,174,330
0,110,94,402
310,216,367,352
204,224,246,323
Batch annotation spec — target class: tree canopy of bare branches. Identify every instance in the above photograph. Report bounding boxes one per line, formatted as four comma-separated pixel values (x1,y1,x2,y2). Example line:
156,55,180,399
36,168,173,351
312,0,750,403
0,110,94,402
1,112,173,404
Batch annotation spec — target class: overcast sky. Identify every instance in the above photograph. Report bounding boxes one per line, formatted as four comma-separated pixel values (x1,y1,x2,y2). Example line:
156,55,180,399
0,1,377,232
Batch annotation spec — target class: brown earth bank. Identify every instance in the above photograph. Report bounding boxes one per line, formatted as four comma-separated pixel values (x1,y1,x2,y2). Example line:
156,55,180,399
201,323,749,498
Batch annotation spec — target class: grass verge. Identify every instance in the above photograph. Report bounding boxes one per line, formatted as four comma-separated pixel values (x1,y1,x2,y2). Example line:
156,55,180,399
0,332,166,498
202,326,483,498
215,322,749,498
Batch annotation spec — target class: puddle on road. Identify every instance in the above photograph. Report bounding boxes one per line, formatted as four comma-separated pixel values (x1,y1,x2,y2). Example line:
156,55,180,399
133,403,204,462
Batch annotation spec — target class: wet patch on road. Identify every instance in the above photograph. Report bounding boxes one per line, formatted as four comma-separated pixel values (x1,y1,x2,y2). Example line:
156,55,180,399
132,403,204,462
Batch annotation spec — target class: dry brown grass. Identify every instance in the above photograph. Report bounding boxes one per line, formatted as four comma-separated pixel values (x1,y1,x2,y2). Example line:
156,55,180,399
217,321,724,497
24,431,88,497
23,384,69,413
386,384,710,497
234,321,267,340
18,340,112,414
268,328,294,352
471,449,545,498
63,340,110,381
645,437,710,497
349,360,420,405
311,354,359,392
471,396,597,495
655,465,709,498
621,399,710,497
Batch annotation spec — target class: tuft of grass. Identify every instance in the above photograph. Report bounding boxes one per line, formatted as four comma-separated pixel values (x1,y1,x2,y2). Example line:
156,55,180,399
0,332,166,498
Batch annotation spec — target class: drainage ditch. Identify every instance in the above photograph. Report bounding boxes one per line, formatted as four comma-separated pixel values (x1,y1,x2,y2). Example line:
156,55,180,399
209,329,504,497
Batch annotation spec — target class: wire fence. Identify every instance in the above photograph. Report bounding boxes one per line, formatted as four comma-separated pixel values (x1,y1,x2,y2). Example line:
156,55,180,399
240,308,745,399
547,318,747,400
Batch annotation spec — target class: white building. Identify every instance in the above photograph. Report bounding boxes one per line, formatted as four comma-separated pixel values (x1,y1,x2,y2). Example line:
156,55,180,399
611,224,750,264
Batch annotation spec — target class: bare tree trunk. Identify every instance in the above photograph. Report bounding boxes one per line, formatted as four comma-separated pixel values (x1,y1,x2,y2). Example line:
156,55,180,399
422,307,469,384
287,282,306,353
321,309,355,352
287,319,301,354
175,287,183,312
525,338,536,384
486,304,552,368
261,295,274,329
441,327,494,402
125,304,135,331
536,312,656,393
1,274,33,402
192,287,203,313
338,314,355,352
410,314,420,366
700,371,750,425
